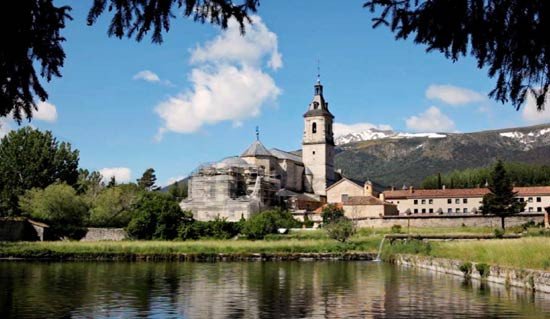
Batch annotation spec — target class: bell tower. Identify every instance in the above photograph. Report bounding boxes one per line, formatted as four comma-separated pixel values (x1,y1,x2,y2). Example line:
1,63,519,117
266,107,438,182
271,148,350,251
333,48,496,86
302,78,335,195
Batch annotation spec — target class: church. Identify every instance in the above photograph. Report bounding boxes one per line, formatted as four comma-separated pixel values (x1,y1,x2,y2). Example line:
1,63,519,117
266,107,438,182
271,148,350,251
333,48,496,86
180,79,339,221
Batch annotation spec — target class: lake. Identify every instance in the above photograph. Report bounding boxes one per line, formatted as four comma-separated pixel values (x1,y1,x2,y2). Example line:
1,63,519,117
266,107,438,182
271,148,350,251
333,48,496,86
0,261,548,318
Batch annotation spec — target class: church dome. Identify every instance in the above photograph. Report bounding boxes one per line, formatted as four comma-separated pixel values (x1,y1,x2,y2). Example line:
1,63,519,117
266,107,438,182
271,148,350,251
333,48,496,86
215,156,250,168
241,140,273,157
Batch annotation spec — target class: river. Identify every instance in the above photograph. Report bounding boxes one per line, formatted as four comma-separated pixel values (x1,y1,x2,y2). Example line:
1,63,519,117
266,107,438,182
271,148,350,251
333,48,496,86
0,261,548,318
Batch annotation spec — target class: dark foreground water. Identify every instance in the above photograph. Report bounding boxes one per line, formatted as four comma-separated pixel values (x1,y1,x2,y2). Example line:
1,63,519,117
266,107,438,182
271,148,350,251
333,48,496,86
0,261,549,318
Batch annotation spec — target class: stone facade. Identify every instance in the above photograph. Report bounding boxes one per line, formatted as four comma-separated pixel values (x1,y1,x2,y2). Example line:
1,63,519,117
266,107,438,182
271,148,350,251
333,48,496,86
181,80,337,221
80,228,128,241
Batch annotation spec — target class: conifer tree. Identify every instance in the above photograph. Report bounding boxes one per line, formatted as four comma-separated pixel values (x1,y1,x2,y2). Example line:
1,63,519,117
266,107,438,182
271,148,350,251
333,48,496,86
137,168,158,191
480,160,526,230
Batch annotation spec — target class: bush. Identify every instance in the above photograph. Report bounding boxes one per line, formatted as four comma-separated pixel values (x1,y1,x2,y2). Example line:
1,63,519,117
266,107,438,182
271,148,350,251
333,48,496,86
178,217,242,240
303,214,314,228
390,224,402,234
126,192,189,240
321,204,344,225
19,183,88,239
493,228,505,238
459,262,473,277
241,209,301,239
325,218,355,242
475,263,490,278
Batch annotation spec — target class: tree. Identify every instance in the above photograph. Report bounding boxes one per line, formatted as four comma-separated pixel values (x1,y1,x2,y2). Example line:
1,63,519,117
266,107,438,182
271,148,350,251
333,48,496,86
19,183,89,239
126,192,185,240
321,204,345,225
137,168,158,191
241,209,301,239
1,0,258,122
88,184,143,227
168,180,188,200
0,128,79,216
76,169,103,197
365,1,550,111
479,160,526,230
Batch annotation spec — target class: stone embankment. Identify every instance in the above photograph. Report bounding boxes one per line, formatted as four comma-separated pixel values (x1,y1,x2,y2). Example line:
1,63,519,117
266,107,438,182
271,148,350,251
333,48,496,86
394,254,550,294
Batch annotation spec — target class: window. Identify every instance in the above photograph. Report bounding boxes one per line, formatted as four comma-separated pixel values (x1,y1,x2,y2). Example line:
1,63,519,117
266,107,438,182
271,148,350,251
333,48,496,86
537,207,542,212
529,207,534,212
312,151,315,155
520,198,525,202
429,199,433,204
422,208,426,213
414,200,418,205
455,199,460,204
456,208,460,213
447,208,452,213
429,208,434,213
463,208,468,213
414,209,418,214
421,199,426,205
537,197,541,202
447,199,452,204
341,194,348,202
463,198,468,204
528,197,533,203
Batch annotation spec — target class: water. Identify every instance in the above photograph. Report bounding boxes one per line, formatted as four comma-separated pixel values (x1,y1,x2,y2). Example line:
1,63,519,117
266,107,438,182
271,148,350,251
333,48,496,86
374,236,386,262
1,261,549,318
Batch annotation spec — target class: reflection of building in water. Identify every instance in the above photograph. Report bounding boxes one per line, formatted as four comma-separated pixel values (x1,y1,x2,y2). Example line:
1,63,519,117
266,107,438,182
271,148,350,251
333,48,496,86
181,79,338,221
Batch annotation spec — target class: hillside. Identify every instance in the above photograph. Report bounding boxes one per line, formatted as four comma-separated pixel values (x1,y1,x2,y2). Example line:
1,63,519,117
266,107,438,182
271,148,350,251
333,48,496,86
334,124,550,187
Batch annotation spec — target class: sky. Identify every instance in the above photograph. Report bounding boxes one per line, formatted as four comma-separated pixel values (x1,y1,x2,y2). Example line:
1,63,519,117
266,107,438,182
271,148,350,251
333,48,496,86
2,1,550,186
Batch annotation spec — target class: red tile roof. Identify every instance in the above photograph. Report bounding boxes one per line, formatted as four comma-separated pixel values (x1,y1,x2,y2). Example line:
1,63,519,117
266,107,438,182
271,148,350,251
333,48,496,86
343,196,396,206
383,186,550,199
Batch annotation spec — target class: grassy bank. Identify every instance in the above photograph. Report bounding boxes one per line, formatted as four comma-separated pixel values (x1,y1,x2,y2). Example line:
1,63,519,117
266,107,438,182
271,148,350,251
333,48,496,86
382,237,550,270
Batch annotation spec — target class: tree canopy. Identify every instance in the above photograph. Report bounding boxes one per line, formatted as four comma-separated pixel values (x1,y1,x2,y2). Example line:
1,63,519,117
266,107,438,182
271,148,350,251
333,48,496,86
365,0,550,110
0,127,79,215
479,160,526,229
1,0,258,122
137,168,159,191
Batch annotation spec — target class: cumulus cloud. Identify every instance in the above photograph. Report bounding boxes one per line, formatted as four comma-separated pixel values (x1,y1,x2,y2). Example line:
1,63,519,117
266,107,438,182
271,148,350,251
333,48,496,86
133,70,173,86
0,117,12,138
333,122,393,137
522,91,550,124
426,84,486,106
33,101,58,122
406,106,455,132
155,15,282,139
99,167,132,184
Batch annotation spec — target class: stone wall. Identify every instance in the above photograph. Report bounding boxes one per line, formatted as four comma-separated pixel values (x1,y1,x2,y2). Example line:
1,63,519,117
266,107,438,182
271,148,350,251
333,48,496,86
80,228,128,241
353,213,544,228
394,254,550,293
0,219,43,241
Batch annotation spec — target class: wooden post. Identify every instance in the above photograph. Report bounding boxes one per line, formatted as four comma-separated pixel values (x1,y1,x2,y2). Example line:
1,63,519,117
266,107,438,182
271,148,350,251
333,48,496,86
545,206,550,229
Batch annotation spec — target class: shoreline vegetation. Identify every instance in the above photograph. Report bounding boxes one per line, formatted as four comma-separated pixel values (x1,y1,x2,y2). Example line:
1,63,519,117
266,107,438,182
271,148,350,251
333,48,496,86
1,227,549,271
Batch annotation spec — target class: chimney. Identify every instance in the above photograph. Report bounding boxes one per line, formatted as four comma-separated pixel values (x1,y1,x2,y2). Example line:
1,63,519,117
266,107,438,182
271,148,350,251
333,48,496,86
409,186,414,193
379,193,386,201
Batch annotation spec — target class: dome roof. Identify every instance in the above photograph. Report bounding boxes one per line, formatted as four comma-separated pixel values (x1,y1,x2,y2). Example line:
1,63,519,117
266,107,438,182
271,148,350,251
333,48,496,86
241,140,273,157
214,156,250,168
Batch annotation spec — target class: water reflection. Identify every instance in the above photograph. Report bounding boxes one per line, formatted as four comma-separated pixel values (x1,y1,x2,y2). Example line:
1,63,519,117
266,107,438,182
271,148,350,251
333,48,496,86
0,261,548,318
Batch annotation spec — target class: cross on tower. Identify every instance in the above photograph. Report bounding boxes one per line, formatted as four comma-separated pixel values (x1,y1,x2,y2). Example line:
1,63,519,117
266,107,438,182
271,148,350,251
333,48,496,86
256,126,260,141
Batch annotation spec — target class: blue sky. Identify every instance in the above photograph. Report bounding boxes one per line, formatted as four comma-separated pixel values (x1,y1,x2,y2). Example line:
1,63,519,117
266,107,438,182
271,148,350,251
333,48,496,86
2,0,549,185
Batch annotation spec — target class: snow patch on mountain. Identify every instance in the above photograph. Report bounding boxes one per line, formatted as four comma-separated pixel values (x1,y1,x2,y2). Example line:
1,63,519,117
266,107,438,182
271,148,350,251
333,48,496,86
334,128,447,145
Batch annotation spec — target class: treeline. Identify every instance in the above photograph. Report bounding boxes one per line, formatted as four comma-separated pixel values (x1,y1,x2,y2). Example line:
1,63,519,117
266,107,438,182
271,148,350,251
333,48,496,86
421,162,550,189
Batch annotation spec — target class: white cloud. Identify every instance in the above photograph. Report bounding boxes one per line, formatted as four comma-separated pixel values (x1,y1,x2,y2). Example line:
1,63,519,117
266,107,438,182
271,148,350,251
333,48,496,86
426,84,486,105
333,122,393,137
155,15,282,139
406,106,455,132
99,167,132,184
522,91,550,124
190,16,282,70
133,70,161,83
0,117,12,138
34,101,58,122
164,175,186,187
133,70,174,86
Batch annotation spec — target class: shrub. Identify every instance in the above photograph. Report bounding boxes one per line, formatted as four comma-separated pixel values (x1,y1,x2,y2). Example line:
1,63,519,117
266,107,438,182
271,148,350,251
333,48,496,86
19,183,88,239
126,192,189,240
321,204,344,225
459,262,473,277
325,218,355,242
241,209,301,240
390,224,402,234
475,263,490,278
303,214,314,228
493,228,505,238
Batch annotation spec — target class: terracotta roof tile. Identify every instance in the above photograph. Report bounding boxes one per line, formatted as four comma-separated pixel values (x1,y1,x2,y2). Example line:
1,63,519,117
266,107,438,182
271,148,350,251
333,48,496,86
343,196,395,206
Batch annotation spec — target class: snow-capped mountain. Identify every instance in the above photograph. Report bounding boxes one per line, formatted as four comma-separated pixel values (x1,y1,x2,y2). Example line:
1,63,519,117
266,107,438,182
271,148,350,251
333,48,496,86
334,128,447,145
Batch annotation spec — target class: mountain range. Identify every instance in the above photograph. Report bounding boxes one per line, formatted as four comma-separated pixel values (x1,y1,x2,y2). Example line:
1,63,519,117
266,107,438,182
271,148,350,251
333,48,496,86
333,123,550,187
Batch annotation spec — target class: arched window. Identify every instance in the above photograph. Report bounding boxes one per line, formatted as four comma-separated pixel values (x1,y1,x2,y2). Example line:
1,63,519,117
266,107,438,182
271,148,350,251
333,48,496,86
312,122,317,134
